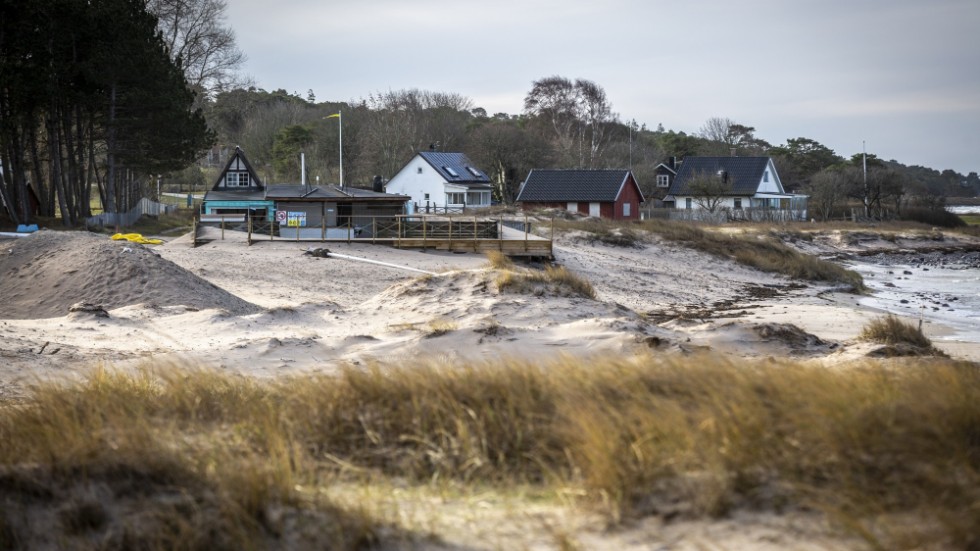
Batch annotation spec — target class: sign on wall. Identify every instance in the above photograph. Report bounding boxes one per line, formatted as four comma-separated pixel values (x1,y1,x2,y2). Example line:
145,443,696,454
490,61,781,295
275,210,287,223
286,212,307,227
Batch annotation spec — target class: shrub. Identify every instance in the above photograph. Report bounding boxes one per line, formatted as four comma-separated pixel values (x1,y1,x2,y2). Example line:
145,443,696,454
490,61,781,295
901,207,967,228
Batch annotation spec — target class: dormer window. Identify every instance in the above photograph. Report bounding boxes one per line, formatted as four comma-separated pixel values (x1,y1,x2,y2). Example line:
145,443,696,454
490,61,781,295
444,166,460,178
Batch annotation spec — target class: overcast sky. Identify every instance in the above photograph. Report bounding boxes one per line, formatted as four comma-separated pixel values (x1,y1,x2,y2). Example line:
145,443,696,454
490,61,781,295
225,0,980,176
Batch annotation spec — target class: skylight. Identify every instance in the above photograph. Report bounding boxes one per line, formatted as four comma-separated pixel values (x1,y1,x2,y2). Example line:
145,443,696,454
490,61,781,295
444,166,460,178
466,167,482,177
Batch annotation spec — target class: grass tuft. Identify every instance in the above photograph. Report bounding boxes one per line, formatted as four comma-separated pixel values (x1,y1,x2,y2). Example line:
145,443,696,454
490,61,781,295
485,250,515,270
496,265,597,299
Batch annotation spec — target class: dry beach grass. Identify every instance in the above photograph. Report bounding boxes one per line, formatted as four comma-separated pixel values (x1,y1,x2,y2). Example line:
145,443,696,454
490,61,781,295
2,358,979,549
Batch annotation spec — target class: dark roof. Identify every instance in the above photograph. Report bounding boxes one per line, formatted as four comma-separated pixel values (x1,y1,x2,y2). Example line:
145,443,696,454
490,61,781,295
516,169,641,203
266,185,408,201
205,185,408,203
667,157,774,196
418,152,491,184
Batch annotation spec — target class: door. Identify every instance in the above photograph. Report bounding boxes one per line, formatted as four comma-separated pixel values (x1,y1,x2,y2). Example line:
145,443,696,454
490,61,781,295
589,202,600,217
567,202,578,213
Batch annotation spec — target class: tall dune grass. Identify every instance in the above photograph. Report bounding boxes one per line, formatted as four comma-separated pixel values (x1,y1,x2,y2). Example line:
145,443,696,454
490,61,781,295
2,358,978,548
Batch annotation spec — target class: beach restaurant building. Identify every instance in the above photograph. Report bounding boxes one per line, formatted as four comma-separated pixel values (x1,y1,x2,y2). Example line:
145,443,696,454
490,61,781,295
202,147,409,238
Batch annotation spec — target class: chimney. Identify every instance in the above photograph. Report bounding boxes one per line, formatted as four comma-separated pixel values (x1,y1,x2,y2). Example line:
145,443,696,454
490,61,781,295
668,156,676,170
730,147,737,157
372,175,383,193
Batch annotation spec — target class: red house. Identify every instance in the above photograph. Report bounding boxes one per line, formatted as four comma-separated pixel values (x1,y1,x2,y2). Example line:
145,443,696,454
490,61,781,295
515,169,645,220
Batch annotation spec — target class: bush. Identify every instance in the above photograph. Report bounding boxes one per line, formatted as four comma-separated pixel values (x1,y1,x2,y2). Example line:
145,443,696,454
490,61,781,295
901,207,967,228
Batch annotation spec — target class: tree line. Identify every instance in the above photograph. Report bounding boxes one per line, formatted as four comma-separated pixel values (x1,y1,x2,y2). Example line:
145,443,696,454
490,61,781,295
2,0,976,226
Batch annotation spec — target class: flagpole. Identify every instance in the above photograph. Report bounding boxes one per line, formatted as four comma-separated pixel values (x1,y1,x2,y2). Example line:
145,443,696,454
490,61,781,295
338,110,343,190
324,112,343,189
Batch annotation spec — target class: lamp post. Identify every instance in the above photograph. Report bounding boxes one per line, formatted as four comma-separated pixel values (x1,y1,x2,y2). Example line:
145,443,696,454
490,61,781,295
324,112,342,189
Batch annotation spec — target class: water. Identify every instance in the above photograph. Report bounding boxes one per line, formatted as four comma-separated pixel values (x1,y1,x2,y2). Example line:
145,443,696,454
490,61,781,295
847,256,980,343
948,205,980,215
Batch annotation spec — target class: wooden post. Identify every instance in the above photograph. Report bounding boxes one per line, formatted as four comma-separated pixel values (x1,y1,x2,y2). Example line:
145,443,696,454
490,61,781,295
524,215,529,252
321,215,325,242
422,216,427,249
372,217,377,245
248,214,252,245
270,217,274,241
347,214,352,244
498,216,502,251
397,216,402,249
448,215,453,252
221,217,225,240
473,216,478,252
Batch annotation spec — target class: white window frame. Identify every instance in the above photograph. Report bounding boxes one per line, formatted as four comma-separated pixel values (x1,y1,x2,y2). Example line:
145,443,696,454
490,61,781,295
657,174,670,187
623,202,631,217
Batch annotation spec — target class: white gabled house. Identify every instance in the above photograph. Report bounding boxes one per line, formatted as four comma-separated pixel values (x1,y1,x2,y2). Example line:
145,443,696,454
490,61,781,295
385,151,493,213
663,156,807,215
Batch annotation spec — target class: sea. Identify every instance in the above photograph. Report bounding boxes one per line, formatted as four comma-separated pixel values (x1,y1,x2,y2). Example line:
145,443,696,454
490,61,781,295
948,205,980,215
846,246,980,344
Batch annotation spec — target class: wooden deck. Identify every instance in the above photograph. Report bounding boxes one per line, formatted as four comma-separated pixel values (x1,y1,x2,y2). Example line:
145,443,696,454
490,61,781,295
244,235,552,257
196,214,555,258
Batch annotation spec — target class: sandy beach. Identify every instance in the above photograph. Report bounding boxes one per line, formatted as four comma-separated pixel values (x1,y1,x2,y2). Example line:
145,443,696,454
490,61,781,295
3,225,978,398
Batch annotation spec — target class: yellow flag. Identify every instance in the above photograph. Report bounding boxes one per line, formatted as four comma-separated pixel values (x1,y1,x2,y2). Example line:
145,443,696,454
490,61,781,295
325,113,340,119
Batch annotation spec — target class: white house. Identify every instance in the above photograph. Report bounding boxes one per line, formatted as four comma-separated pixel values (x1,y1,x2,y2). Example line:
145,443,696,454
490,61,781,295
663,156,807,213
385,151,493,213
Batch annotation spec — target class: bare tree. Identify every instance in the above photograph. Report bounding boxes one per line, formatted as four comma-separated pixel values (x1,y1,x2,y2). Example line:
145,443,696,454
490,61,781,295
698,117,767,156
523,76,579,166
807,167,849,221
686,170,731,213
148,0,247,98
523,76,615,168
358,89,474,180
576,78,612,168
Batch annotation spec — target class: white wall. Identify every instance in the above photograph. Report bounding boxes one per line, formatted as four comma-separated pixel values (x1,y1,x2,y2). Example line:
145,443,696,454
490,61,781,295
385,155,448,207
672,196,753,209
757,159,784,194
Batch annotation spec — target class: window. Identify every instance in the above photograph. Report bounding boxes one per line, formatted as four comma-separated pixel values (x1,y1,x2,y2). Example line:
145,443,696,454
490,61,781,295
226,172,249,187
417,167,423,174
443,166,460,178
424,193,430,201
763,171,769,183
623,202,631,217
447,192,465,205
685,198,692,209
466,166,482,178
656,174,670,187
733,198,742,209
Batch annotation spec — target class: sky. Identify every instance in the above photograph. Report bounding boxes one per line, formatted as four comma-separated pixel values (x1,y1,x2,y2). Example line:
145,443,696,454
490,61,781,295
225,0,980,176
